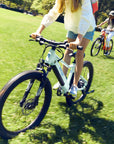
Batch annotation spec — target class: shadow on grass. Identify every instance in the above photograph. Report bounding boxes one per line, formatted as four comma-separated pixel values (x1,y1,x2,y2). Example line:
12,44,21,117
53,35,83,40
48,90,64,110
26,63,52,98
0,139,8,144
101,55,114,59
28,98,114,144
1,98,113,144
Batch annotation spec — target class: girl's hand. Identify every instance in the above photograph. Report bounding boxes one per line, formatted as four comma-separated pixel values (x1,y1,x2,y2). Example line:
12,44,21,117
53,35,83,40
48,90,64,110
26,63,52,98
110,29,114,32
69,34,83,50
31,33,41,39
69,41,78,50
31,24,45,39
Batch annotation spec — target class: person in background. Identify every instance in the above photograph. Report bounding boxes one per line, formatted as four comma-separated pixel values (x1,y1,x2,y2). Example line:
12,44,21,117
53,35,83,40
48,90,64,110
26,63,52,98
31,0,96,98
97,11,114,51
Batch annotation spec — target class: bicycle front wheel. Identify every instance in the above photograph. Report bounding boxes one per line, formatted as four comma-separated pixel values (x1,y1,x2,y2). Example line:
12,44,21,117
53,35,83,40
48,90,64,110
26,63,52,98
91,37,102,56
0,70,52,139
66,61,93,106
103,39,113,55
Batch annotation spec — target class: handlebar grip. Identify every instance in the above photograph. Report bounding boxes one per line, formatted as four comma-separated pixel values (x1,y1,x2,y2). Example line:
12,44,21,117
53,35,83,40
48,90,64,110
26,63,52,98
66,43,69,48
66,44,83,50
95,27,102,32
77,46,83,50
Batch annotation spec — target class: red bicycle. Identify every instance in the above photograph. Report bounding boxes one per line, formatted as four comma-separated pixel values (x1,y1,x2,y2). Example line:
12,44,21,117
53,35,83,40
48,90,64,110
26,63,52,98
91,27,113,56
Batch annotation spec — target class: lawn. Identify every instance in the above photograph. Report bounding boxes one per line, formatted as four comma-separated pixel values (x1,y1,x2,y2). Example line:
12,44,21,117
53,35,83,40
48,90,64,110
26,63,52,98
0,8,114,144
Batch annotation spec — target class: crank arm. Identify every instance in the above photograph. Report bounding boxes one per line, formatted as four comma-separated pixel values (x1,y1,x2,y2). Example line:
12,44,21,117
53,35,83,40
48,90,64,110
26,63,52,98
86,90,95,94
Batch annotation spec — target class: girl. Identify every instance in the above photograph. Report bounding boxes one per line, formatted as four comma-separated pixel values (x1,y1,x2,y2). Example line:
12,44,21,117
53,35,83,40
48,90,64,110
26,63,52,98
97,11,114,54
31,0,96,97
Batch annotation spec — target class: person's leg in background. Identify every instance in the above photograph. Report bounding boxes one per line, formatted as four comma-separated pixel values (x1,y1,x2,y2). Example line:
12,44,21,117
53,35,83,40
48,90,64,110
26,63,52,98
106,31,114,48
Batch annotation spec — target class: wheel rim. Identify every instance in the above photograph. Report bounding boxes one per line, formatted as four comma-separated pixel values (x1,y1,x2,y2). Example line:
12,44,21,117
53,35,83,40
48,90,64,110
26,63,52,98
72,65,91,102
1,78,46,133
91,39,101,56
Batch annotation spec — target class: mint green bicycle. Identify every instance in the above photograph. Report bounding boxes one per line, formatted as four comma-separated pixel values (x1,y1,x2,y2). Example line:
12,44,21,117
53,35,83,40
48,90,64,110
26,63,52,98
0,36,94,139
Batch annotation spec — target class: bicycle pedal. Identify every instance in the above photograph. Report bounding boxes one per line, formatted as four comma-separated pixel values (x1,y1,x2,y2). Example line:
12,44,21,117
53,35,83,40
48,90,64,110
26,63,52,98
64,93,75,99
57,87,62,96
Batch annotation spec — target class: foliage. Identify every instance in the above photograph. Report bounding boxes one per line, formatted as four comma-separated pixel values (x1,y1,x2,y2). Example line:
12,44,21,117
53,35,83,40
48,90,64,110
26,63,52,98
95,0,114,24
98,0,114,12
22,0,34,11
42,0,55,13
7,0,23,6
31,0,55,14
96,12,108,26
30,0,43,14
0,0,113,24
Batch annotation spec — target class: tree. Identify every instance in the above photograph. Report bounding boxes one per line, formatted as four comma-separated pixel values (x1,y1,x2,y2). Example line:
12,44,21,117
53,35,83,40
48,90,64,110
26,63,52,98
6,0,23,7
42,0,55,13
23,0,34,11
31,0,55,14
95,0,114,24
98,0,113,12
31,0,42,13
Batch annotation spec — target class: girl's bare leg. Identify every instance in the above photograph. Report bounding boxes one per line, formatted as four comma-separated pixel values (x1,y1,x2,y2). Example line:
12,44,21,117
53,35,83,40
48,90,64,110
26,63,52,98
63,38,75,76
63,38,90,86
73,38,90,86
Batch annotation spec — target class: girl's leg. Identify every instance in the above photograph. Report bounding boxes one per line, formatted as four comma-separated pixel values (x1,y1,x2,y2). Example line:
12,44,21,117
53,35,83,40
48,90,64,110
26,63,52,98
73,38,90,86
63,38,75,76
54,37,90,91
106,32,114,48
63,37,90,86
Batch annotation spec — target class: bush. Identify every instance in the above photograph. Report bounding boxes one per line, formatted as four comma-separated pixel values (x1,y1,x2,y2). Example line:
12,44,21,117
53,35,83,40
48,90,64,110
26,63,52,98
97,12,108,27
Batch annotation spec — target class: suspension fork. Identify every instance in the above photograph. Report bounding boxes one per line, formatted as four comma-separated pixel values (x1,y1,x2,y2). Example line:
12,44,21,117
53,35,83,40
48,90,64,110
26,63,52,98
20,66,51,107
20,79,35,107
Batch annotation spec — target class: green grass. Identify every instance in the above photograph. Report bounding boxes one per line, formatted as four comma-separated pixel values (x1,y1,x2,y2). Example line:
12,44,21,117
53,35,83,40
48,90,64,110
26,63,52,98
0,8,114,144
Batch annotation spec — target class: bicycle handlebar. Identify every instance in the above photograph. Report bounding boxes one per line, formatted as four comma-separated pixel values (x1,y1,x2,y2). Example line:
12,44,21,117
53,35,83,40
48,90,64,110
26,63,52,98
95,27,102,32
95,27,112,33
29,35,83,50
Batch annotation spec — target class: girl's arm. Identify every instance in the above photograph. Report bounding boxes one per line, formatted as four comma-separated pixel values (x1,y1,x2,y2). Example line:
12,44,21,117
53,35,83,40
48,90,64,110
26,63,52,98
36,24,45,34
97,18,109,27
31,24,45,39
31,0,61,39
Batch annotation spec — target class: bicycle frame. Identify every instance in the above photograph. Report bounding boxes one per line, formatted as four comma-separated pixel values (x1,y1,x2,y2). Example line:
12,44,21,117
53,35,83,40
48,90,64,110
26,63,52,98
44,47,87,94
101,30,106,50
100,29,111,50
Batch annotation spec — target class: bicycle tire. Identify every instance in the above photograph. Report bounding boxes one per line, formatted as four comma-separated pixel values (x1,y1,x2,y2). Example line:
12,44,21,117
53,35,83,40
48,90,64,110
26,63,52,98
0,70,52,139
91,37,102,56
103,39,113,55
66,61,93,106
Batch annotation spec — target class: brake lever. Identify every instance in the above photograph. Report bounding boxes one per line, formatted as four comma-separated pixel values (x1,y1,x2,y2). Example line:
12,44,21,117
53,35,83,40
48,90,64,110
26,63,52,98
65,43,69,48
29,39,35,41
39,41,45,45
29,35,36,41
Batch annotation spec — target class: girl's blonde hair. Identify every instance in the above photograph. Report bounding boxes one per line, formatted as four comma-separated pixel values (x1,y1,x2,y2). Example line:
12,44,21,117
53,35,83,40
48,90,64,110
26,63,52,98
56,0,82,13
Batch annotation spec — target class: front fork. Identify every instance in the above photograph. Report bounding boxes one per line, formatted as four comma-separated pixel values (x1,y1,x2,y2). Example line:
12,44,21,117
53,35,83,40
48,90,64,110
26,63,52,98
20,79,35,107
20,63,51,108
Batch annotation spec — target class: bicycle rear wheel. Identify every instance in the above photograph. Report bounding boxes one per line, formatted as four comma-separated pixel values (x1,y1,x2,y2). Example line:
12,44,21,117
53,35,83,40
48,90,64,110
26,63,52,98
66,61,93,106
103,39,113,55
0,70,52,139
91,37,102,56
